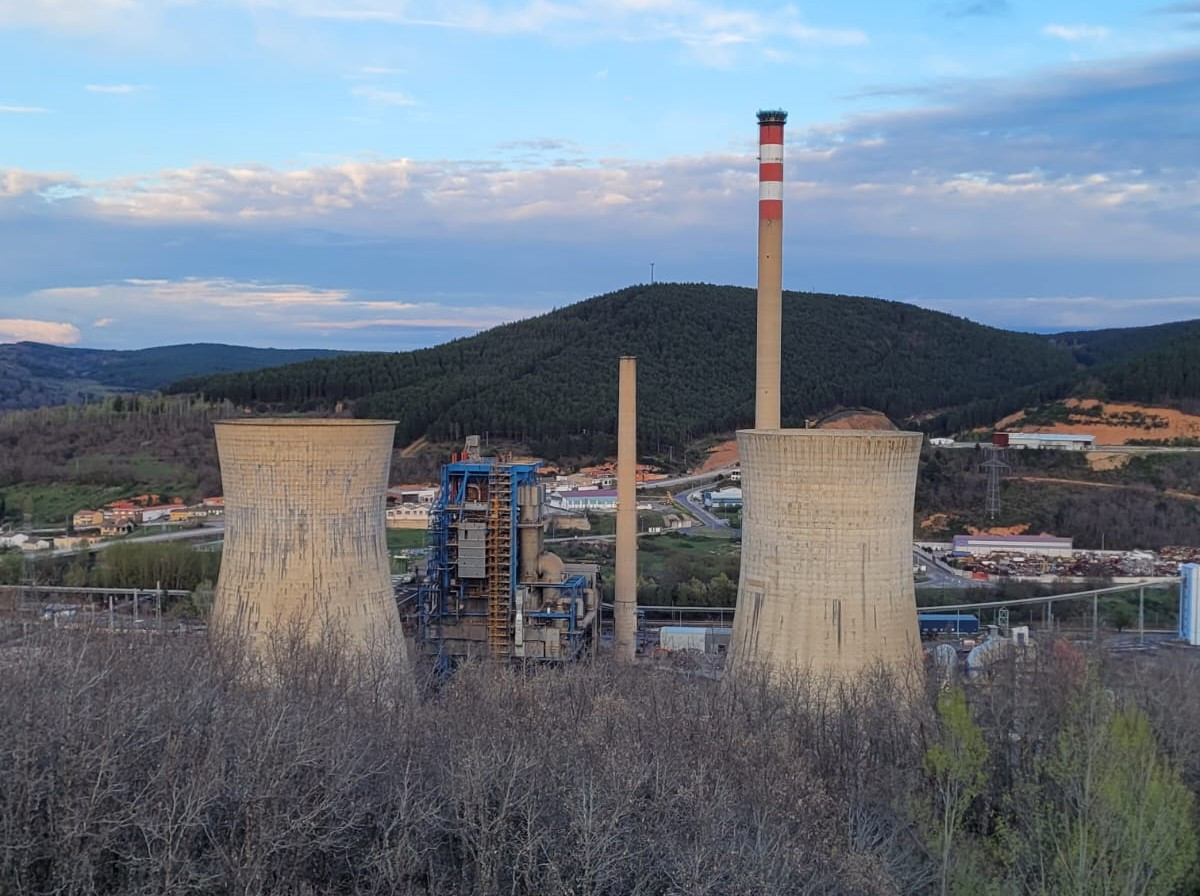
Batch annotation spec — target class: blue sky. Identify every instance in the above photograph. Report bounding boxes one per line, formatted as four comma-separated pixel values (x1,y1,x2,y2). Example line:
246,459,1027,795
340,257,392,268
1,0,1198,350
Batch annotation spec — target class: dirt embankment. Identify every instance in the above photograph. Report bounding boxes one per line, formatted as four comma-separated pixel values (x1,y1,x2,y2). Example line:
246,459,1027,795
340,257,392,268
699,439,740,473
995,399,1200,446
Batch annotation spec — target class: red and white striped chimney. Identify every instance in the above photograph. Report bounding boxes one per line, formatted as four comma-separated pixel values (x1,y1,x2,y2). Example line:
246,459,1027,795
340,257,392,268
755,109,787,430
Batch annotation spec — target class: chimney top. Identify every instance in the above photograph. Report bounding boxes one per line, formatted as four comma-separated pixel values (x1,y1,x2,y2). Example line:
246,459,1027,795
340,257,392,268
757,110,788,124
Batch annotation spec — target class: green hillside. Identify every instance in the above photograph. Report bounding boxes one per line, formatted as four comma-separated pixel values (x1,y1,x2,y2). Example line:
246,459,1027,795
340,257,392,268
0,342,347,411
1101,330,1200,405
167,283,1080,457
1050,319,1200,368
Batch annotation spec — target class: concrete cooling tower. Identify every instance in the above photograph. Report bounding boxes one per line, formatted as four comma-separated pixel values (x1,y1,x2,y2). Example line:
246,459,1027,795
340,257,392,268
728,429,923,681
211,419,406,671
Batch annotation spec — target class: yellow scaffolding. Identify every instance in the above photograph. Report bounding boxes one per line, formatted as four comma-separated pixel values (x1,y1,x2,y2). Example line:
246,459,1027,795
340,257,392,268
486,467,512,660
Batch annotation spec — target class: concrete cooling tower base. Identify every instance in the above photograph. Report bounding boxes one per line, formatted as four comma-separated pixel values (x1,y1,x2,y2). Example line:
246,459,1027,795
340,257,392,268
211,419,406,677
728,429,922,685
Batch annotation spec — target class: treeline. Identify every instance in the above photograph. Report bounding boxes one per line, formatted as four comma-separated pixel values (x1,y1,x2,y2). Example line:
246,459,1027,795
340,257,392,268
0,634,1195,895
0,341,346,411
1,542,221,600
0,397,235,517
1104,330,1200,404
168,283,1080,452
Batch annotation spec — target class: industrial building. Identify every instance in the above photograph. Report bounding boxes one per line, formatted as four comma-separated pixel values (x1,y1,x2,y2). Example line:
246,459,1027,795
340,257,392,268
918,613,980,638
1180,564,1199,645
728,109,922,685
951,534,1073,558
419,439,599,666
548,489,618,512
659,625,731,654
993,432,1095,451
210,419,406,672
702,486,742,509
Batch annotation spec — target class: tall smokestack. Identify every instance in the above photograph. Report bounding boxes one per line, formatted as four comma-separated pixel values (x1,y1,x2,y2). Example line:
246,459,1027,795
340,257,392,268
755,109,787,430
614,356,638,663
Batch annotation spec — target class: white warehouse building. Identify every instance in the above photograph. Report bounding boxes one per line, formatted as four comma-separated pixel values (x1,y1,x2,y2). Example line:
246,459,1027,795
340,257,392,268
997,432,1095,451
951,534,1074,557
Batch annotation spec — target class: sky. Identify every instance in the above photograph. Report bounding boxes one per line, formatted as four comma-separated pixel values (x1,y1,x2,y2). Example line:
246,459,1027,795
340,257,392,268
1,0,1199,351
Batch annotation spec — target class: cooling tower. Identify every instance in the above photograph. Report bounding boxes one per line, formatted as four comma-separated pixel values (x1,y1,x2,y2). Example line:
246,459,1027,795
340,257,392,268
211,419,406,671
614,356,638,662
728,429,922,681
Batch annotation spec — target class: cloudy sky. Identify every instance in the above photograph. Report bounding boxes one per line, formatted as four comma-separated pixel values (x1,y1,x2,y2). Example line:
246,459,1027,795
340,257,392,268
2,0,1198,350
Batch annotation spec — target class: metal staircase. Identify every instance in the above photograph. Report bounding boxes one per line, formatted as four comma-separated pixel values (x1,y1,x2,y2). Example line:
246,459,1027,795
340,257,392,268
486,467,513,660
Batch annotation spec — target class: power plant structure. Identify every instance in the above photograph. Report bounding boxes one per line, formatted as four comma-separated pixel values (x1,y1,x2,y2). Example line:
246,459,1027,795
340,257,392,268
210,419,406,671
418,437,599,667
614,356,638,663
727,110,923,683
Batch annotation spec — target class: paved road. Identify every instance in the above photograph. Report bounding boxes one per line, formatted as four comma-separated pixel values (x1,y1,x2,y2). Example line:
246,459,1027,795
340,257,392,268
939,441,1200,455
50,523,226,557
674,484,728,529
913,546,983,589
638,467,737,491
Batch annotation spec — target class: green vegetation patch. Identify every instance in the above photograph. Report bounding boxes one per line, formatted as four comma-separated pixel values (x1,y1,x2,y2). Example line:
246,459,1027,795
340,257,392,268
0,484,131,527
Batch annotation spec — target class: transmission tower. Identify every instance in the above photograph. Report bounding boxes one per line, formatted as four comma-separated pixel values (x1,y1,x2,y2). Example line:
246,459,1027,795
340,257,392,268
981,446,1010,520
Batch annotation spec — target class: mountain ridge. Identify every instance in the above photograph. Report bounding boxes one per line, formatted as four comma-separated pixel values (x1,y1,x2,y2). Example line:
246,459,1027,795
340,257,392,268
167,282,1087,456
0,341,349,411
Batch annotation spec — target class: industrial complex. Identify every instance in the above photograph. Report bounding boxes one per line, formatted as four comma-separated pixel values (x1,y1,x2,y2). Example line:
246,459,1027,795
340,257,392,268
416,437,599,667
189,109,1176,686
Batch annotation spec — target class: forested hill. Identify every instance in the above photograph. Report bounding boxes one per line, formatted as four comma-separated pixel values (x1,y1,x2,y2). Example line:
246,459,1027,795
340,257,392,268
0,342,346,411
167,283,1078,456
1050,319,1200,368
1102,329,1200,405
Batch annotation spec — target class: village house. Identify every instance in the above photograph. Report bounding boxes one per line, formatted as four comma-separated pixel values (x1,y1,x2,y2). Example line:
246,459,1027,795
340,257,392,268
72,509,104,531
386,504,431,529
100,519,138,538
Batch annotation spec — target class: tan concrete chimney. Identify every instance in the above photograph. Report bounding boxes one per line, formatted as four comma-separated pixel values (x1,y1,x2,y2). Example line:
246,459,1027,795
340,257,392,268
614,356,638,662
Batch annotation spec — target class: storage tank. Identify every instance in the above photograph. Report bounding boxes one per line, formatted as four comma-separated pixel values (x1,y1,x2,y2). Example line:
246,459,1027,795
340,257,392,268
211,419,406,672
728,429,922,683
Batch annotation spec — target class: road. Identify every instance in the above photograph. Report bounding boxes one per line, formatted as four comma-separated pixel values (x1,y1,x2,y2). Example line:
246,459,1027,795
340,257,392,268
939,441,1200,455
638,467,737,491
674,483,728,529
913,546,982,589
50,523,226,557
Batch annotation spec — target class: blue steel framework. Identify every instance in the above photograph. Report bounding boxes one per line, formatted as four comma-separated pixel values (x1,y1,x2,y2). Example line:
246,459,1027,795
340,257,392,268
419,457,592,666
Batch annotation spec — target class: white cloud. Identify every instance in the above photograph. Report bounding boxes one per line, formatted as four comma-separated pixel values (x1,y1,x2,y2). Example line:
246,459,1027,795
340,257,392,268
36,278,352,309
0,105,49,114
0,318,81,344
1042,23,1110,41
293,315,521,329
920,295,1200,330
350,85,418,106
0,0,866,62
84,84,147,93
92,317,116,327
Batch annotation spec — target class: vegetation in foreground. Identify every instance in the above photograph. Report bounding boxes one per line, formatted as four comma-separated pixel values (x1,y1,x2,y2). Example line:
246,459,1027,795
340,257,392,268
0,632,1196,896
